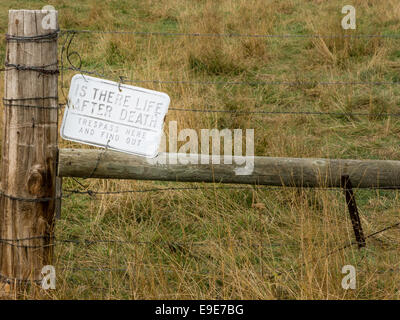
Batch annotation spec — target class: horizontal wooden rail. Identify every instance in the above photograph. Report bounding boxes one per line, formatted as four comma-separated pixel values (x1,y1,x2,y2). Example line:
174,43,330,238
58,149,400,188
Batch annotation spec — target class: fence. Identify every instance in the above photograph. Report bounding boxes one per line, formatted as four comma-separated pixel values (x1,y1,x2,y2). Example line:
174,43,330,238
0,9,400,295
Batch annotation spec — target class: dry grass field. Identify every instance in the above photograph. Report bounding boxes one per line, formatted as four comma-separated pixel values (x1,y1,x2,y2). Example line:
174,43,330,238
1,0,400,299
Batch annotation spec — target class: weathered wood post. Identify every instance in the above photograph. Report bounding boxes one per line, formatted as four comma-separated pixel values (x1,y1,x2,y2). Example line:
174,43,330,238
59,150,400,188
0,10,58,294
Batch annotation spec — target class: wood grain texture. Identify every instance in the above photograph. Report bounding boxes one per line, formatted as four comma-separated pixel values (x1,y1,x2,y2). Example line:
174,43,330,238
59,149,400,188
0,10,58,286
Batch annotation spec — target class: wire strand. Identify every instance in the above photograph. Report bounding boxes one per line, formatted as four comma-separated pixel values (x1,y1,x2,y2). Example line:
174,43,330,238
62,29,400,39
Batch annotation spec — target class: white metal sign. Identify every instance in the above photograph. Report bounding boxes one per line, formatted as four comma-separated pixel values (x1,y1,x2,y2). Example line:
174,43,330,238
61,74,170,158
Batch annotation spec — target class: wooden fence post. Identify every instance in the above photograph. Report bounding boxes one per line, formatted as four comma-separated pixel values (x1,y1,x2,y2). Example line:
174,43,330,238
0,10,59,293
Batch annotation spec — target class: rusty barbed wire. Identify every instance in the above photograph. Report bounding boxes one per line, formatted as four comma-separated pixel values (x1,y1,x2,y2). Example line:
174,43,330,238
56,101,400,118
59,67,400,87
61,29,400,39
1,25,399,289
4,61,59,75
6,29,60,42
58,31,400,98
167,107,400,117
123,78,400,87
62,185,349,199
